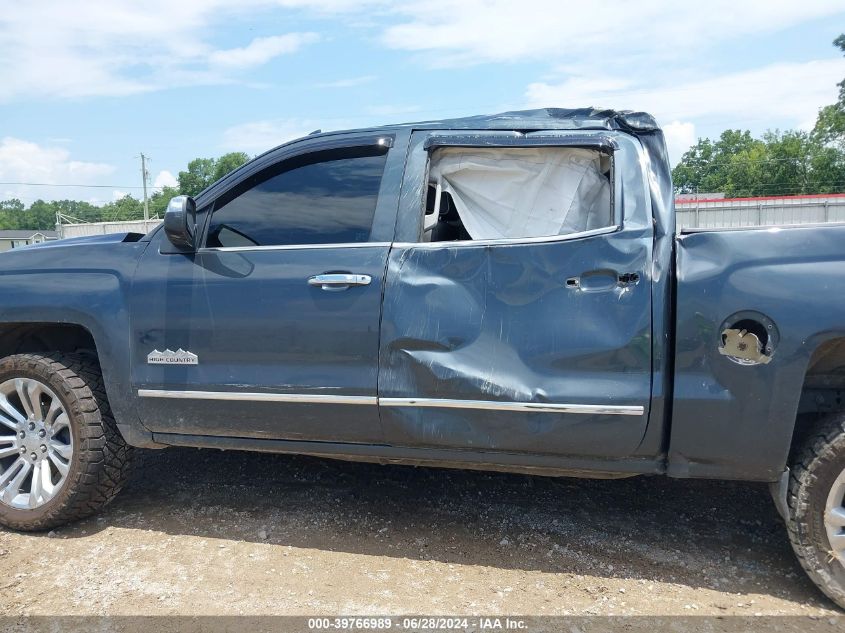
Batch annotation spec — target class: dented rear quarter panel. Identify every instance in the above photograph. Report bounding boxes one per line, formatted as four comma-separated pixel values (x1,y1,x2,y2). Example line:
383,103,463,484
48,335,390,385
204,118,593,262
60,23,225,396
671,224,845,480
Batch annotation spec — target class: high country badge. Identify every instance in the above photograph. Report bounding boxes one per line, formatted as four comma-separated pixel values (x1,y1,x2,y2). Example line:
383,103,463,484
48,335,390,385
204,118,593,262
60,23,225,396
147,349,199,365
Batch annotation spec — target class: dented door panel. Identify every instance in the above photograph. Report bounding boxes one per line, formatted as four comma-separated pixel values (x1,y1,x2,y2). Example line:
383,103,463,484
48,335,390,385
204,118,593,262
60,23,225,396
378,130,655,457
380,234,652,455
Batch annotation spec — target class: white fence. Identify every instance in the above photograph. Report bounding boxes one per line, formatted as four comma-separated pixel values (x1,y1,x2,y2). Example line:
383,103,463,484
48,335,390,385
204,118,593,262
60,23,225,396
675,194,845,231
57,219,160,239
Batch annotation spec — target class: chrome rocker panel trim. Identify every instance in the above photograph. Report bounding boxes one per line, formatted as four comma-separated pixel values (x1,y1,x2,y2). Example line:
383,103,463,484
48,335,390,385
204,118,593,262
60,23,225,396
137,390,377,405
138,390,644,416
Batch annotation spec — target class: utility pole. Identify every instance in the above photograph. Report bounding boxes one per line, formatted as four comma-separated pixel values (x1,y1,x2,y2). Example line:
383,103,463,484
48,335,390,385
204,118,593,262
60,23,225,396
695,185,700,228
140,153,150,221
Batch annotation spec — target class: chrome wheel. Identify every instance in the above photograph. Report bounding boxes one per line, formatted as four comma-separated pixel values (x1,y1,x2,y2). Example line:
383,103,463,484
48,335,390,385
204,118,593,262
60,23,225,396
0,377,73,509
825,467,845,563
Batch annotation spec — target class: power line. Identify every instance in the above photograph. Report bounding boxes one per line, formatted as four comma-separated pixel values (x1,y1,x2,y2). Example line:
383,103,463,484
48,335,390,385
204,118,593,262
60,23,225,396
676,178,845,187
0,182,164,189
676,156,836,165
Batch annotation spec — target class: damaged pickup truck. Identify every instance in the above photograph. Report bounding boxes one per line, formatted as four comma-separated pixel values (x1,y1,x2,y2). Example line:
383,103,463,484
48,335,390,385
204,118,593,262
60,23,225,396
1,108,845,606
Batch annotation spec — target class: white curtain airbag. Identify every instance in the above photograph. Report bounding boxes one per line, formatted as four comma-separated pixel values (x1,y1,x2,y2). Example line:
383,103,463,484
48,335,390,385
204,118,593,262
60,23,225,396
429,147,610,240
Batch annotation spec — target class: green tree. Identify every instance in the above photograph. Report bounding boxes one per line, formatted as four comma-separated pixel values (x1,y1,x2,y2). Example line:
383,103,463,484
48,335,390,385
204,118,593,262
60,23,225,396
148,186,181,218
672,130,764,194
0,199,26,230
810,144,845,192
761,130,815,196
813,34,845,148
178,158,216,197
101,195,144,221
213,152,250,182
52,199,106,224
670,138,715,194
673,129,845,198
178,152,250,196
25,200,61,230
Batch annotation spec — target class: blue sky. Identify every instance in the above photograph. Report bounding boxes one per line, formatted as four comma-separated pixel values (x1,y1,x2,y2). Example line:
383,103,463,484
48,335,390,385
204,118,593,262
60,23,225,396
1,0,844,206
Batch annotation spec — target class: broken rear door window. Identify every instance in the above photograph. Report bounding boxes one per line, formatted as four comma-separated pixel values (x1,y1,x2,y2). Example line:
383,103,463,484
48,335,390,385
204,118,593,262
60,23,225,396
422,147,612,242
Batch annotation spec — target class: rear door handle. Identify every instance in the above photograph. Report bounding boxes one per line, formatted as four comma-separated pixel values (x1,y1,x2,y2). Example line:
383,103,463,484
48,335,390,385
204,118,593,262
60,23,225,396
566,270,640,292
308,273,372,291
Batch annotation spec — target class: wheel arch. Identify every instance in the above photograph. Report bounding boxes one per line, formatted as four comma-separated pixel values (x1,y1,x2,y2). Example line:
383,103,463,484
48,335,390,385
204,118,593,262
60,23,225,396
0,320,159,448
0,322,98,358
792,336,845,454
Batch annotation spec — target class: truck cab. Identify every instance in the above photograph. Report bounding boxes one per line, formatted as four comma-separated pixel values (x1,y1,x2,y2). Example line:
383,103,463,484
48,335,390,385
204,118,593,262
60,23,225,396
132,123,660,471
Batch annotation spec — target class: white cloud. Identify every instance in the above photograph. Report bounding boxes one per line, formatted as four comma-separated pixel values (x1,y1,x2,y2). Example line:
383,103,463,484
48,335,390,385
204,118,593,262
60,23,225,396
375,1,845,145
221,119,325,154
662,121,697,167
209,33,319,70
2,0,841,113
153,170,178,189
314,75,377,88
112,190,128,201
0,2,334,101
0,137,115,204
525,58,845,134
382,1,845,67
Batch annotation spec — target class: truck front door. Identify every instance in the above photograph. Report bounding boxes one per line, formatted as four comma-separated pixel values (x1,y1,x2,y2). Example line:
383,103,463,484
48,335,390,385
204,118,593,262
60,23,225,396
130,133,404,443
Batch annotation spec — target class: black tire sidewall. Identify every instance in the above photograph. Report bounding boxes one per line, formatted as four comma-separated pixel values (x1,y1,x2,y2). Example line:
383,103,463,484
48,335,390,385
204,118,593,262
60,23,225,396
0,355,86,527
794,433,845,605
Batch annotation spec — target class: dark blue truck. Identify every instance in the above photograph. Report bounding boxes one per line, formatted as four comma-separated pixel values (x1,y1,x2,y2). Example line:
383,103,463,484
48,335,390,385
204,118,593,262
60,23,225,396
1,108,844,606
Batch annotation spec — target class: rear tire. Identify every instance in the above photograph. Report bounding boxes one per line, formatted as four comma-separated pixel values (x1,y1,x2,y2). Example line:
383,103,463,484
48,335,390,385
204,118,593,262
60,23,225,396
0,353,132,531
787,412,845,608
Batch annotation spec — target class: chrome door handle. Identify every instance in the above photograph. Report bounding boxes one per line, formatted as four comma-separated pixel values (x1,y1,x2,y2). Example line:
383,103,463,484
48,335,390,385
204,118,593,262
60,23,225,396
308,273,372,291
565,270,640,292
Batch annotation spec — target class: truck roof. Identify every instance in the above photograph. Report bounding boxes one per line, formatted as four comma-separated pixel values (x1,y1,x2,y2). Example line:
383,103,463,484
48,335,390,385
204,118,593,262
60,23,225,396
296,107,661,146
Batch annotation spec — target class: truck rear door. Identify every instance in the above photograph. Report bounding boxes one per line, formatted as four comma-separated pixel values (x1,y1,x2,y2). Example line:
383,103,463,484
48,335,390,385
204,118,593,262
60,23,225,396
378,130,653,457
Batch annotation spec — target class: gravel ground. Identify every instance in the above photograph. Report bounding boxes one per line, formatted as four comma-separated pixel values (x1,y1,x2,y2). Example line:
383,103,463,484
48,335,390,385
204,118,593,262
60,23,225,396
0,447,842,618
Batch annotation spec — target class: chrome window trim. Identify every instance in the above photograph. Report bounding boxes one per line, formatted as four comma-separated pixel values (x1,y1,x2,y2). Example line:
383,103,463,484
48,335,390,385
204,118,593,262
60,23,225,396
393,225,620,249
138,390,377,405
197,241,392,253
380,397,643,416
194,226,618,252
137,389,642,415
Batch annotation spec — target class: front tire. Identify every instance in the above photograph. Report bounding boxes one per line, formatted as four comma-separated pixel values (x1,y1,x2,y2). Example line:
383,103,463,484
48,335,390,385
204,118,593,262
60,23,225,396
0,353,132,531
787,412,845,608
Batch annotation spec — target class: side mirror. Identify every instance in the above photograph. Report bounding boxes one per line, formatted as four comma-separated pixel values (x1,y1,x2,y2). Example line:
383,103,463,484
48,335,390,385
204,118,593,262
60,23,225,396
164,196,196,250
